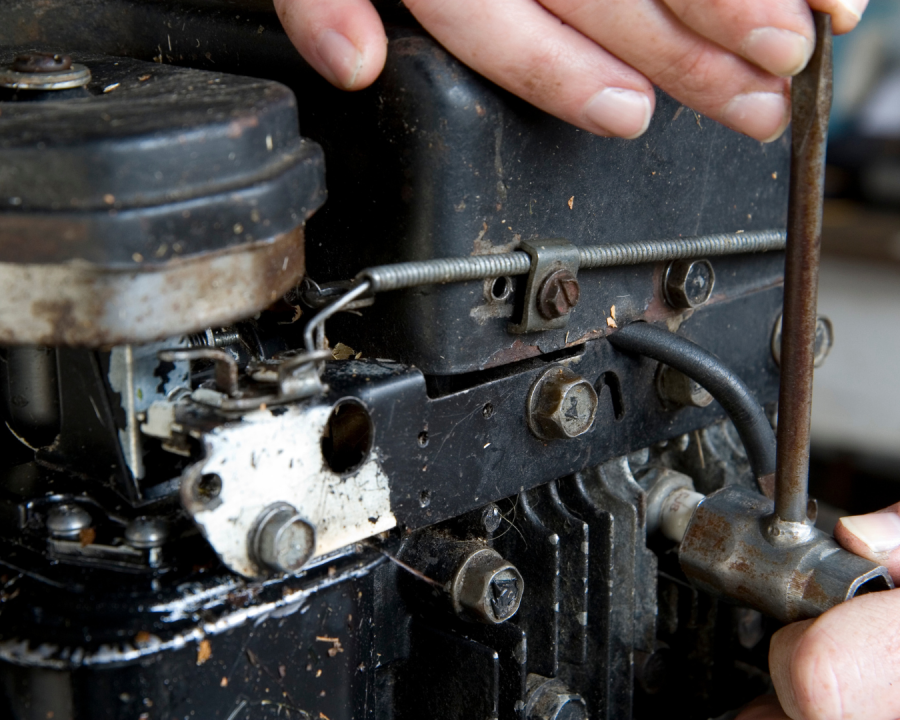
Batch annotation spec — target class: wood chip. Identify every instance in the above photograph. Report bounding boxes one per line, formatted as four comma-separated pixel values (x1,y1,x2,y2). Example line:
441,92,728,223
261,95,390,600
196,639,211,665
567,196,574,210
606,316,618,328
78,528,96,547
610,305,617,320
220,677,228,687
331,342,356,360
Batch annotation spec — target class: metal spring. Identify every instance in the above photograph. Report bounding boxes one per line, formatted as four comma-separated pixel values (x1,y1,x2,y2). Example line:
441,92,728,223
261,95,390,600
357,229,786,293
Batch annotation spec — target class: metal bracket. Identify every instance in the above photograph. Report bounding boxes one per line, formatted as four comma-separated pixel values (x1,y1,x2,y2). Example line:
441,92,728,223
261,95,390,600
509,238,581,334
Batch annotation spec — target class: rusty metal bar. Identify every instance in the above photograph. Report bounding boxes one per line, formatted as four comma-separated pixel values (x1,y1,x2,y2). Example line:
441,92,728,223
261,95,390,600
774,12,833,525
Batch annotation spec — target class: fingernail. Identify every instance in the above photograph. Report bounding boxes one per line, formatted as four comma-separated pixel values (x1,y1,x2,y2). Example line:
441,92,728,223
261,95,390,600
583,88,652,139
720,92,789,143
839,513,900,554
316,29,362,89
742,27,812,77
839,0,869,21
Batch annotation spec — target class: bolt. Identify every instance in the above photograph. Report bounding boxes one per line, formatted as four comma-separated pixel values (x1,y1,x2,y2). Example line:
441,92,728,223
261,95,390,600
46,504,91,540
656,365,713,409
527,366,598,440
125,517,169,549
771,313,833,368
525,675,587,720
451,548,524,624
537,269,580,319
482,504,502,534
11,52,72,74
251,503,316,575
664,259,715,308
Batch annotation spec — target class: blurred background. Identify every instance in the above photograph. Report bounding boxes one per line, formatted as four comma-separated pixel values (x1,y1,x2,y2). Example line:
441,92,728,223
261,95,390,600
809,0,900,528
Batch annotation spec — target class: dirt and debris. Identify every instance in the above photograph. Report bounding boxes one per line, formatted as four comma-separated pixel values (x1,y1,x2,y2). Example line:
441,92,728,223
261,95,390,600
567,196,574,210
78,528,96,547
316,636,344,657
220,677,228,687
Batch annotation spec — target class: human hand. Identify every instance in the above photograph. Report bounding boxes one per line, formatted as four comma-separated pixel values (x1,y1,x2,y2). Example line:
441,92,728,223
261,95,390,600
736,502,900,720
273,0,867,143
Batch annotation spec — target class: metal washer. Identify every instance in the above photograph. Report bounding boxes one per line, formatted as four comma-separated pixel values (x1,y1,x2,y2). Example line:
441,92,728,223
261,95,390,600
0,63,91,90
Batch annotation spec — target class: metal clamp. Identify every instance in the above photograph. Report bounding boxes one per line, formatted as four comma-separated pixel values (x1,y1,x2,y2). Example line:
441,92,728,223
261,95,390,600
509,238,581,334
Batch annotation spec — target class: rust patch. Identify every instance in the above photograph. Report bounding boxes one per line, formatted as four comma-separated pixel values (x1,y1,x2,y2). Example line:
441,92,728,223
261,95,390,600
483,339,542,369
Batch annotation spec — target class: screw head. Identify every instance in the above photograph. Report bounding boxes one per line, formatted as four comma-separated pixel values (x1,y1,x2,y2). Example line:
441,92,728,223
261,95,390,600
664,259,715,309
482,504,502,533
536,269,580,319
12,52,72,74
251,503,316,575
46,504,91,539
527,366,598,440
125,517,169,549
451,548,524,624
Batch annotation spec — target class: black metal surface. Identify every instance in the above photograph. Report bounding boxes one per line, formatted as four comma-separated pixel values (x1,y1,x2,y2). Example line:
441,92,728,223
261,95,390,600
0,53,324,266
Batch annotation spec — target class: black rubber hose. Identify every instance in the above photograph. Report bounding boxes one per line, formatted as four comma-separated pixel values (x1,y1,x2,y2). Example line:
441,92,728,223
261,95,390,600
607,322,777,480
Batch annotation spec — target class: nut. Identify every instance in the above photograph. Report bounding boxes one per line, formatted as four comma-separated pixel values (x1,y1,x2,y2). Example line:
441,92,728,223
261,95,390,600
536,269,580,319
451,548,524,624
525,675,587,720
771,313,833,368
527,366,598,440
656,364,713,409
250,503,316,575
664,259,715,309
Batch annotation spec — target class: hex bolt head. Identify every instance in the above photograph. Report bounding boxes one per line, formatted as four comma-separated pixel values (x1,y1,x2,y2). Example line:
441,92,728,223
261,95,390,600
664,259,715,308
451,548,524,624
771,313,834,368
527,366,599,440
251,503,316,575
537,269,581,319
656,364,713,409
125,517,169,549
46,504,92,540
525,675,587,720
12,52,72,74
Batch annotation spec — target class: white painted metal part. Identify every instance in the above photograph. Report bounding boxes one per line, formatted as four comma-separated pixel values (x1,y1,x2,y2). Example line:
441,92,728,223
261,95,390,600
180,402,396,578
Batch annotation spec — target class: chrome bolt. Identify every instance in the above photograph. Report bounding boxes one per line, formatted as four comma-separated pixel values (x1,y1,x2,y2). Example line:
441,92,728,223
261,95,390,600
251,503,316,575
46,504,92,540
664,259,716,309
125,517,169,549
527,366,598,440
450,547,524,624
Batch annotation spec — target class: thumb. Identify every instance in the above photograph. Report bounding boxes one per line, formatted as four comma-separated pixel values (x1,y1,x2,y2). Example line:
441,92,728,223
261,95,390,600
769,589,900,720
274,0,388,90
834,501,900,584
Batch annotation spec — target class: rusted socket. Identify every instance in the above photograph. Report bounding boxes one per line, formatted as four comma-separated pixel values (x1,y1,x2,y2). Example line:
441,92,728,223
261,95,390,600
679,485,893,623
656,364,713,409
537,269,580,319
12,52,72,73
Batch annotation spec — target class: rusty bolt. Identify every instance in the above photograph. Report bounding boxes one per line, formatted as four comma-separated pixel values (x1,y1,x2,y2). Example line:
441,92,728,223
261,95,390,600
536,269,580,319
656,365,713,409
12,52,72,74
527,366,598,440
664,259,715,309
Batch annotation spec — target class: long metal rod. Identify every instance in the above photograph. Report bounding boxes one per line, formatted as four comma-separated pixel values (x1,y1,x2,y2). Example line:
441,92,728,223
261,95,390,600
357,229,786,293
774,12,833,524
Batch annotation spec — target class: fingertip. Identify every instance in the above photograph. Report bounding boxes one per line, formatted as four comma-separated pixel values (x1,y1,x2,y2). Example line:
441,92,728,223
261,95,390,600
719,90,790,143
582,87,655,139
808,0,869,35
274,0,387,90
